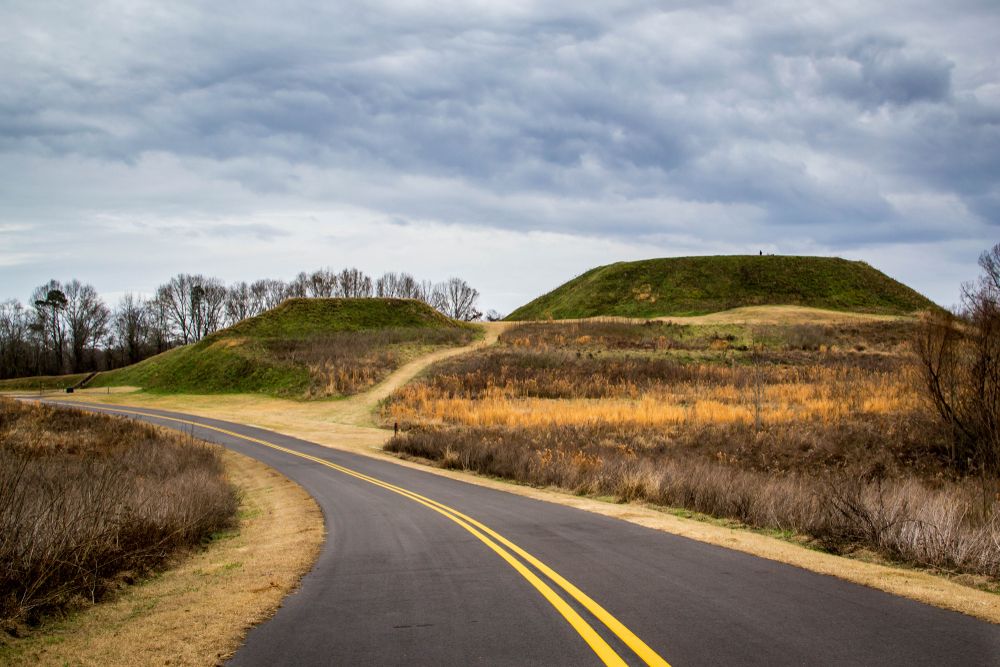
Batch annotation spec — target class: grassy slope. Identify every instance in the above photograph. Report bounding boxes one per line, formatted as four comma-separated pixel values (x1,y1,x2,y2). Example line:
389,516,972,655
0,373,90,392
507,255,936,320
89,298,473,396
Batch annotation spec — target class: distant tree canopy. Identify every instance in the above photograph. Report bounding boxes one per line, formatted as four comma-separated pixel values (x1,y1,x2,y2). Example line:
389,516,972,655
0,268,484,379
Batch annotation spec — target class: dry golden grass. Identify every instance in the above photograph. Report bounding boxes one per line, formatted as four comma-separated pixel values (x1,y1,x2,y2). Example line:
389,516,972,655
0,449,323,666
385,359,920,429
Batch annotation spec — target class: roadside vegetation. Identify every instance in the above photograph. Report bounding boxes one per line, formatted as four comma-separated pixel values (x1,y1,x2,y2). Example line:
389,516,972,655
385,248,1000,580
507,255,936,320
0,398,239,634
0,449,323,667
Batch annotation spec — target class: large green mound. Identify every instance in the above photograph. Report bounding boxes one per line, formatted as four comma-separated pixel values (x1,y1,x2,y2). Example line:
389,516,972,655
507,256,935,320
87,298,475,396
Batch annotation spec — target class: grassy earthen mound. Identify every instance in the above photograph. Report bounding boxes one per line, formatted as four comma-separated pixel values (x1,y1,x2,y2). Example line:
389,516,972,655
507,255,936,320
90,298,478,398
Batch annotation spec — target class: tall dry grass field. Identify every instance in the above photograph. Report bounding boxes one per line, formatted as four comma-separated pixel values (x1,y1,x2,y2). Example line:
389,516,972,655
0,398,238,632
386,356,918,429
384,321,1000,578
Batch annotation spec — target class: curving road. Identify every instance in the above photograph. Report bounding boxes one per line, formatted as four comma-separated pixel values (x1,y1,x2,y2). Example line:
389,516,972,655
44,401,1000,666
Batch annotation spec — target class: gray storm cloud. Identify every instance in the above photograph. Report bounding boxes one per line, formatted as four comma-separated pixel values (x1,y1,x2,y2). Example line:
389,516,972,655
0,0,997,309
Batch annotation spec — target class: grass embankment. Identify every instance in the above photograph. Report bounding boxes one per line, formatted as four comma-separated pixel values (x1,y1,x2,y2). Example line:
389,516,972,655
88,298,478,398
0,373,90,392
506,255,936,319
384,320,1000,580
0,398,239,635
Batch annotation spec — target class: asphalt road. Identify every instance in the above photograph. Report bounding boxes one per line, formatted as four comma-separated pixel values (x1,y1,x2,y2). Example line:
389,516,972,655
46,401,1000,666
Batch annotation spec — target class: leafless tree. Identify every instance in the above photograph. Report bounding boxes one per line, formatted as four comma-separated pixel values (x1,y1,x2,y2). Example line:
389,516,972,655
157,274,195,345
337,268,373,298
144,297,173,354
0,300,34,378
286,272,310,298
251,279,288,310
225,281,268,325
915,242,1000,476
485,309,503,322
156,274,226,344
397,274,417,299
415,279,435,304
434,277,481,321
375,272,404,298
307,269,338,297
62,280,110,372
112,293,149,365
190,277,227,341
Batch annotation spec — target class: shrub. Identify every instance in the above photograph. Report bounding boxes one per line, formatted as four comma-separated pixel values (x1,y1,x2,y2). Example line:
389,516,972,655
0,398,239,629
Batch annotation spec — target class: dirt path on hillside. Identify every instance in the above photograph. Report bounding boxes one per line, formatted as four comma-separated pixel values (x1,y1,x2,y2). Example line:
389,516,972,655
542,305,910,326
333,321,510,427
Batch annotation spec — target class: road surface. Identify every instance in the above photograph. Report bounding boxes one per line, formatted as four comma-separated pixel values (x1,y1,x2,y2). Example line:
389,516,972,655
44,401,1000,666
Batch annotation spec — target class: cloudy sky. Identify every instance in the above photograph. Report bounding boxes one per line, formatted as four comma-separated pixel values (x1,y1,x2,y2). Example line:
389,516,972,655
1,0,998,313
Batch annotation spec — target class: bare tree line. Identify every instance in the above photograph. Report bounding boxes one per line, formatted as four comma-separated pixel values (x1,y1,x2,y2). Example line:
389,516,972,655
0,268,483,379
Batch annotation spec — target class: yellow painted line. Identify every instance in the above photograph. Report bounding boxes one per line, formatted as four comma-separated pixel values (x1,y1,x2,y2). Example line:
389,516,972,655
416,497,671,667
46,401,671,667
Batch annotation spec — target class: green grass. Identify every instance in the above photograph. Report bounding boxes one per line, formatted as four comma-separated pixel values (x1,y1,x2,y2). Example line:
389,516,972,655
506,255,937,320
223,297,463,338
90,340,307,395
84,298,478,398
0,373,90,392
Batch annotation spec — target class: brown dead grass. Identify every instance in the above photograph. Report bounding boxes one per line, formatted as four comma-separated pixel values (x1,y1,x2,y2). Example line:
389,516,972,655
0,399,240,628
0,448,323,666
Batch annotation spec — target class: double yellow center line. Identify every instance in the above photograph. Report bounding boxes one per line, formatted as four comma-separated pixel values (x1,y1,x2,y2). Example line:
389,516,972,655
56,402,670,667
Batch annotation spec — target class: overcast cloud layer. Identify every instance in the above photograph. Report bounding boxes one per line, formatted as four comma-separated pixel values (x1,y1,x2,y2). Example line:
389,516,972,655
1,0,998,311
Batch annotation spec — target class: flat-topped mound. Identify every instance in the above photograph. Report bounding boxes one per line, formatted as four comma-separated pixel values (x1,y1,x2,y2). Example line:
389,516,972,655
88,298,476,397
506,256,935,320
225,298,462,338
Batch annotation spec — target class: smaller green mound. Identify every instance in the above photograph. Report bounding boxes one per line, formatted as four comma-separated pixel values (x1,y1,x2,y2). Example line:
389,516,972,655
91,298,477,397
90,340,306,396
507,255,936,320
225,297,461,338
